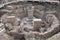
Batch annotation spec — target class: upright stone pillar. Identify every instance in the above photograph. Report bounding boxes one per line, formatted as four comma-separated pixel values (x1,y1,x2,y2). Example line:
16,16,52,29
33,19,42,31
27,6,34,19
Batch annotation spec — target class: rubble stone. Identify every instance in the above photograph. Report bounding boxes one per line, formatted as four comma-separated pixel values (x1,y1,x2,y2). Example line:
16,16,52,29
0,23,4,29
0,23,6,35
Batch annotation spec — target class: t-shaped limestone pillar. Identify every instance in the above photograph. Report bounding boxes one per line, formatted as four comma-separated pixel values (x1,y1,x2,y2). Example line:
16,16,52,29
27,6,34,19
33,19,42,31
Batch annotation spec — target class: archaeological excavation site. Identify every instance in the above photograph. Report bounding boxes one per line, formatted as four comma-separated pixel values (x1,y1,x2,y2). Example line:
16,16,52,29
0,0,60,40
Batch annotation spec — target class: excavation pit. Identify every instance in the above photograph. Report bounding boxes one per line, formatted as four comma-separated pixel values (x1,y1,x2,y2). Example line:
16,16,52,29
0,2,60,40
